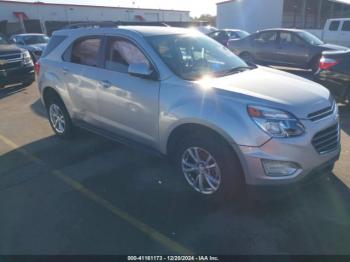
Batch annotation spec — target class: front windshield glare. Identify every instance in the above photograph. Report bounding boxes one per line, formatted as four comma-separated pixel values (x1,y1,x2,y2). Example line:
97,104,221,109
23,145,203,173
297,31,323,45
23,35,49,45
147,34,248,80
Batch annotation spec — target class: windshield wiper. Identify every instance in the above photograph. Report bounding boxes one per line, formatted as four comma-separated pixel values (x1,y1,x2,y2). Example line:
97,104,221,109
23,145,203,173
217,66,255,77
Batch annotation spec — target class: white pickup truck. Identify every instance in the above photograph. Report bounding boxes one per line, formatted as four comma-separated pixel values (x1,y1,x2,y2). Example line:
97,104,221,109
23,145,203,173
322,18,350,47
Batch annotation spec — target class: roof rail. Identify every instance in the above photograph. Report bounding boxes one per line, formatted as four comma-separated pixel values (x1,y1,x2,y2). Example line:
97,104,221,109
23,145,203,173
64,21,118,29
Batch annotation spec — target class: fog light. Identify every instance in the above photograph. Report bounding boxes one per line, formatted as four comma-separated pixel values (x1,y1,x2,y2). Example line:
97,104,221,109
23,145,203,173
262,159,300,177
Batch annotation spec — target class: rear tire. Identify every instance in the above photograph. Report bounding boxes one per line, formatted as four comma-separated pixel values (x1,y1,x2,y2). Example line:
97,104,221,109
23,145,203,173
46,96,74,139
172,132,245,200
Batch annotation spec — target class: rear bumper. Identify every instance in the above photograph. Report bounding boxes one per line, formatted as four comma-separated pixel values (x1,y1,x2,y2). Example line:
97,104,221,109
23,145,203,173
0,64,35,85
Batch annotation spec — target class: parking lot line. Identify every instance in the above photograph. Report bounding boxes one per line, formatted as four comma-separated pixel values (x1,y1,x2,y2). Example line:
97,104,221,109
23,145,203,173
0,132,194,255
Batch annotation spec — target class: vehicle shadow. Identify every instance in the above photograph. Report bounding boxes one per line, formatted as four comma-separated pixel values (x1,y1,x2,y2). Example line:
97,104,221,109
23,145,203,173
30,98,47,118
0,83,27,99
0,130,350,254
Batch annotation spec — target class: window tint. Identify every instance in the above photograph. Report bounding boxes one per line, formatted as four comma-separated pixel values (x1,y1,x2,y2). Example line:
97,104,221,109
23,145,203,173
227,31,239,39
280,32,292,43
42,35,66,58
70,37,102,66
280,32,305,46
105,38,149,73
329,21,340,31
255,32,277,43
341,21,350,31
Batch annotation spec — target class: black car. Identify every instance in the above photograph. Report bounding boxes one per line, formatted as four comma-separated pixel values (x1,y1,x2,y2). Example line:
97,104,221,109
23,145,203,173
207,29,250,46
315,50,350,104
228,28,349,72
0,33,35,88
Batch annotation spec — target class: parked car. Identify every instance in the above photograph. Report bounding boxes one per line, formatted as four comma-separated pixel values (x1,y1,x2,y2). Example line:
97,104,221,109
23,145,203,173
314,50,350,104
323,18,350,48
228,28,348,72
37,26,340,199
10,33,49,62
207,29,249,46
0,33,34,88
195,25,217,34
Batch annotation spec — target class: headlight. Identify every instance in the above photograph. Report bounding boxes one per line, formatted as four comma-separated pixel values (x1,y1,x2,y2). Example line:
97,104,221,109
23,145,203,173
22,51,32,64
247,105,305,138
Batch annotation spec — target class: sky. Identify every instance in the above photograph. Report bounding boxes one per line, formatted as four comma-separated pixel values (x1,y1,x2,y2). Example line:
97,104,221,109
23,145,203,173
7,0,220,17
4,0,350,17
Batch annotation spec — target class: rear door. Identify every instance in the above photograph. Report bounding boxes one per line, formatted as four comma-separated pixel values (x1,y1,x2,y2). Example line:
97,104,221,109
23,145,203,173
61,35,104,124
275,31,310,67
339,20,350,47
251,31,279,63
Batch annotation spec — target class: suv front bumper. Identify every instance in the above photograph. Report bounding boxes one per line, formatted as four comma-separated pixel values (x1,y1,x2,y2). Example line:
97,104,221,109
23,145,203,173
0,64,34,86
238,115,341,186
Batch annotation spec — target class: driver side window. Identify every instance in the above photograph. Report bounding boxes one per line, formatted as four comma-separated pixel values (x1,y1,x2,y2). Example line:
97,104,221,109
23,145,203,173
104,37,150,73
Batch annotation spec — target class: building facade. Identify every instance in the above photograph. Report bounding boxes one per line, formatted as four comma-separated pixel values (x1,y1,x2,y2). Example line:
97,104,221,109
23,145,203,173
217,0,350,32
0,0,190,35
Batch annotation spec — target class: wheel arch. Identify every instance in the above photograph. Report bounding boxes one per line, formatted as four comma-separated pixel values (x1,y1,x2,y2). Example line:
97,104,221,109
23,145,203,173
166,122,247,182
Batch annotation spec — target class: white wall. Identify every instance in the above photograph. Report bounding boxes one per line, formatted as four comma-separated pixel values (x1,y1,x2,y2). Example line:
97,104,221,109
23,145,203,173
0,1,190,23
216,0,284,33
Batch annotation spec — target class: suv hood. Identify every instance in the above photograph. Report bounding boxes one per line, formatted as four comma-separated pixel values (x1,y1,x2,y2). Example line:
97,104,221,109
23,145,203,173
0,44,24,55
197,66,332,119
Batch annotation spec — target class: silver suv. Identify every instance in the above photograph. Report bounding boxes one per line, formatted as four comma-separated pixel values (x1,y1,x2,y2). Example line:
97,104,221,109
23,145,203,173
37,26,340,198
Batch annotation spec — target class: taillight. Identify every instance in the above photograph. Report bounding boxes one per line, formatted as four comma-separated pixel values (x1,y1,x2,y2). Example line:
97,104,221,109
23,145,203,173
34,60,40,75
319,56,339,70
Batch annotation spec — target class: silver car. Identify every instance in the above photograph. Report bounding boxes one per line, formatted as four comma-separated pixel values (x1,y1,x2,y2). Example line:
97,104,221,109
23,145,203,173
37,26,340,198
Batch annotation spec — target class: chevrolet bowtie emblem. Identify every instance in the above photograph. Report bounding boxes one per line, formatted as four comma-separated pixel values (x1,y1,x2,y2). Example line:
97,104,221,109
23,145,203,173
0,59,7,65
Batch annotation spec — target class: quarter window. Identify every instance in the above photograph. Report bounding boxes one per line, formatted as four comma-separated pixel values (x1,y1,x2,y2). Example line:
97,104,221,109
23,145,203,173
329,21,340,31
69,37,102,67
341,21,350,31
104,38,150,73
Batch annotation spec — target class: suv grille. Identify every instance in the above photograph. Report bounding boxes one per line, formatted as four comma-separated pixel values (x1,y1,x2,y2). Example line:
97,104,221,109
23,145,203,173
307,100,336,122
312,124,340,154
0,61,22,70
0,53,21,60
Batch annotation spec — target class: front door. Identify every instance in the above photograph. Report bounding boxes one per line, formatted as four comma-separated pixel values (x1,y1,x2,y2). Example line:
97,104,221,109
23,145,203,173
96,36,160,147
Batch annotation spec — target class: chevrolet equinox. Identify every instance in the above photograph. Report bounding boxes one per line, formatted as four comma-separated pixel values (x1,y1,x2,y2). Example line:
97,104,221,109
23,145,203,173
37,26,341,198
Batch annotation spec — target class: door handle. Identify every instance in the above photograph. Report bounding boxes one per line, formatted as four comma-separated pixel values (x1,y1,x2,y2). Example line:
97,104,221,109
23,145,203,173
100,80,111,88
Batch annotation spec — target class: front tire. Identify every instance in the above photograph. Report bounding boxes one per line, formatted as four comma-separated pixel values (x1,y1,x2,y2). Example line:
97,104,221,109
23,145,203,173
172,132,245,200
46,97,74,138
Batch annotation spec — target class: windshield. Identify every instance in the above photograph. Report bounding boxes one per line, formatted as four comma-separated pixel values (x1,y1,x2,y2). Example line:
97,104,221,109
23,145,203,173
296,31,323,45
147,33,249,80
0,35,9,44
23,35,49,45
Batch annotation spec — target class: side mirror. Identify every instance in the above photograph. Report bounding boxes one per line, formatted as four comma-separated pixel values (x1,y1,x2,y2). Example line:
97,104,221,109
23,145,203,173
128,63,154,79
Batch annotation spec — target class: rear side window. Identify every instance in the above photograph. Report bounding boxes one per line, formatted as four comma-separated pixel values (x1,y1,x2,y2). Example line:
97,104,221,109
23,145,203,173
255,32,277,43
329,21,340,31
41,35,67,58
67,37,102,67
341,21,350,31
